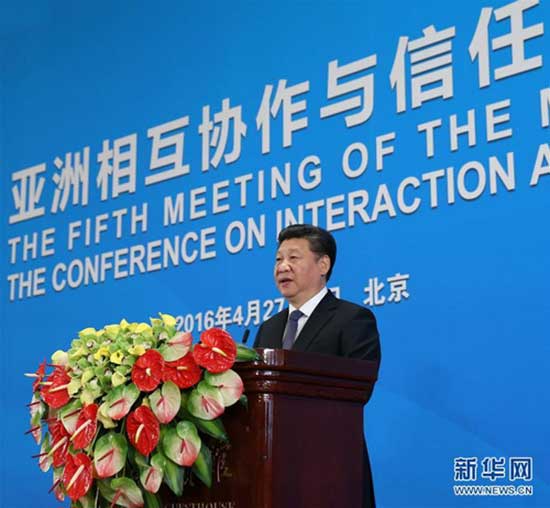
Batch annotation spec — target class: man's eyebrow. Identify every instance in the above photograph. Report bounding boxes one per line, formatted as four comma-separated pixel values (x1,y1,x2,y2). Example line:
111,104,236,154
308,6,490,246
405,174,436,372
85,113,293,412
276,248,301,256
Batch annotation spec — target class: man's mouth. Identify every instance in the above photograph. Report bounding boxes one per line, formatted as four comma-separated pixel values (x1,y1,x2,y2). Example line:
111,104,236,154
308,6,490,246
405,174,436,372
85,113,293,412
278,277,293,286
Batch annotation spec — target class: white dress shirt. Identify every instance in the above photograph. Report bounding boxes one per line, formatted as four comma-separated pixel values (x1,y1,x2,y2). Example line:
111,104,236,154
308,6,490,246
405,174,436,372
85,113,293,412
285,286,328,342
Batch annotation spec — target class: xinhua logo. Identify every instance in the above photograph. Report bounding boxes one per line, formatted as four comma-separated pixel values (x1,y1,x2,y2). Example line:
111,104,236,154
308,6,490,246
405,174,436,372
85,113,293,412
452,456,534,497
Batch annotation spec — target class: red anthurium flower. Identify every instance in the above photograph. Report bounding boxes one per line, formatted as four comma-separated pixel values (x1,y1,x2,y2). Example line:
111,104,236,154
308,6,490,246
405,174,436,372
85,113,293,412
131,350,164,392
192,328,237,373
41,366,71,408
62,452,93,501
72,404,98,450
32,360,47,392
162,354,201,389
48,419,70,468
126,406,160,456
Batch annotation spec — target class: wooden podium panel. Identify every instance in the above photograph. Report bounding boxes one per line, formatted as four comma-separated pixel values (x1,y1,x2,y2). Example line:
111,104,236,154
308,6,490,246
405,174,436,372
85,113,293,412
162,348,378,508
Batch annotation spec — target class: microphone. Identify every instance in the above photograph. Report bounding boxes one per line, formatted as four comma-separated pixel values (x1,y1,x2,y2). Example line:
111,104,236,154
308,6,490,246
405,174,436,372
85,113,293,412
242,329,250,345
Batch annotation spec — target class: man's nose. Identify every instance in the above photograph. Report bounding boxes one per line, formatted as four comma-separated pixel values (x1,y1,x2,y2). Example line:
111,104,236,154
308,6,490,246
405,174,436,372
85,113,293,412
276,260,290,273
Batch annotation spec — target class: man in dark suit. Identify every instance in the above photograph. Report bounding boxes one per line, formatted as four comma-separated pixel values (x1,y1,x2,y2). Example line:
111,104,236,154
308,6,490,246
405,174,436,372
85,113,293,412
253,224,381,508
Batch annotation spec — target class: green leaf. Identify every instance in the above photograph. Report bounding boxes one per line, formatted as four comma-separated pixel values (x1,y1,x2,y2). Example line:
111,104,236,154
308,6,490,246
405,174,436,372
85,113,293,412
29,393,45,423
79,378,102,405
97,479,116,505
143,491,162,508
151,452,166,471
187,381,225,420
192,444,213,488
133,450,148,469
38,434,52,472
239,394,248,409
139,452,165,494
177,390,190,419
162,452,185,496
158,331,192,361
190,415,228,442
236,343,259,361
53,467,66,501
29,393,44,444
59,399,82,435
204,369,244,407
178,404,228,441
81,367,95,384
176,421,198,441
94,432,128,478
67,377,82,396
162,423,201,466
104,383,139,420
98,402,117,429
149,381,181,424
180,390,190,406
151,452,166,469
76,490,95,508
110,477,145,508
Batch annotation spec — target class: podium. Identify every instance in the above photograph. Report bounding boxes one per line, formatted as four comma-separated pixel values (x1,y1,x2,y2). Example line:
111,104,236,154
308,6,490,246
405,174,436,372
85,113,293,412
162,348,378,508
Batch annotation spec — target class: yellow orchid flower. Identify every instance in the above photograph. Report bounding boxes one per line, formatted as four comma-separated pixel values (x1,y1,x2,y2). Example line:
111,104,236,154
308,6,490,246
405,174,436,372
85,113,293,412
93,347,110,361
160,313,177,327
69,346,87,360
111,372,126,387
150,318,162,327
128,344,146,356
110,350,124,365
105,324,120,334
135,323,151,334
78,327,97,338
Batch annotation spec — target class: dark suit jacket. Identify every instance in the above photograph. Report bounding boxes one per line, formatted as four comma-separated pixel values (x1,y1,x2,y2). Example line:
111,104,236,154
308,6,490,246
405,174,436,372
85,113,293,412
253,290,381,508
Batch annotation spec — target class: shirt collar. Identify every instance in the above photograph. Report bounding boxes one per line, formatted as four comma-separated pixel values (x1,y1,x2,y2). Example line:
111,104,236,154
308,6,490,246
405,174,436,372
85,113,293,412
288,286,328,318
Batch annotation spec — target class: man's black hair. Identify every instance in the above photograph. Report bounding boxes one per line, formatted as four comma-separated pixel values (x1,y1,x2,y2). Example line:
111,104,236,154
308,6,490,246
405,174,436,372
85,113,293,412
277,224,337,281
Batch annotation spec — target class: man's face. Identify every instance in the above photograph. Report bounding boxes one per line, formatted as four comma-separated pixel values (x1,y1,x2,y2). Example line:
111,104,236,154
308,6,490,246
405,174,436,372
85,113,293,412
274,238,330,308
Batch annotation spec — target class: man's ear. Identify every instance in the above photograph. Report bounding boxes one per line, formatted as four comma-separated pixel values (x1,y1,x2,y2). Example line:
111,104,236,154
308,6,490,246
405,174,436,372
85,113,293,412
318,255,330,277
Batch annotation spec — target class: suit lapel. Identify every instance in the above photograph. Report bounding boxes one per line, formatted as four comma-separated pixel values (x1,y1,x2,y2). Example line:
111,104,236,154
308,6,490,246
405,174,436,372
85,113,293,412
266,308,288,349
292,291,339,352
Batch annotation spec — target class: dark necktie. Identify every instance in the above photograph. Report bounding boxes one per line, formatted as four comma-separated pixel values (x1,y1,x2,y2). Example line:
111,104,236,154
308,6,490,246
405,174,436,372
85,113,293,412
282,309,304,350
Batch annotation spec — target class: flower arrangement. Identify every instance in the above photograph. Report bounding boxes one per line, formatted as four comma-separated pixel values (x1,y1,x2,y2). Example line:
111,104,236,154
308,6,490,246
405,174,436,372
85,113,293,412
26,313,258,508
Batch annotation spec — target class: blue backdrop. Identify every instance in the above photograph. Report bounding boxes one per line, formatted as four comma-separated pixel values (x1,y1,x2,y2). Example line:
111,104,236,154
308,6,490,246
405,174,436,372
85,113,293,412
1,1,549,507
